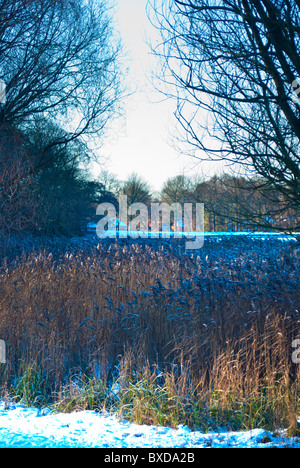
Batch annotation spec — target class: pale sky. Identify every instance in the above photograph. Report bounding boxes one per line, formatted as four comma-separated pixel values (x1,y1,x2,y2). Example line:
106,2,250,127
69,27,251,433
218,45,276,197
94,0,221,192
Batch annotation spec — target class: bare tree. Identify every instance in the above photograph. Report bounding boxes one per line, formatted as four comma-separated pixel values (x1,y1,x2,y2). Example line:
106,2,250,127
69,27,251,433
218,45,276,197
161,174,198,204
0,126,40,233
0,0,126,234
193,174,293,231
149,0,300,232
0,0,125,155
121,173,153,206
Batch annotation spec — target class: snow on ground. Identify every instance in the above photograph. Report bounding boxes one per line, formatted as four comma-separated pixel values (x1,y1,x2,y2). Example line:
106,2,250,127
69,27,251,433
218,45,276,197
0,403,299,448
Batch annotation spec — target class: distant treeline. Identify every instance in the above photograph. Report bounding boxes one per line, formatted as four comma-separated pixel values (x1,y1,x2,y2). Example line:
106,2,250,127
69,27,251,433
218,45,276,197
89,172,300,234
1,143,299,236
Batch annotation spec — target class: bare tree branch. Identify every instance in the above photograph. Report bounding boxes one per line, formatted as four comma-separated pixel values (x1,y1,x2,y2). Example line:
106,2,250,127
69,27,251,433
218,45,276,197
149,0,300,232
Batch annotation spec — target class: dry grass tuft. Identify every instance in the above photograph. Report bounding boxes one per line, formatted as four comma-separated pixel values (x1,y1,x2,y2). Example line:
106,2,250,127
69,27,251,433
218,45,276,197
0,235,299,432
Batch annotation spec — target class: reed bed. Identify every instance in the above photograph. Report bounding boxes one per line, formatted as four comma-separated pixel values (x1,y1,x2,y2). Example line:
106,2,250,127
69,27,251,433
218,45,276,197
0,235,299,434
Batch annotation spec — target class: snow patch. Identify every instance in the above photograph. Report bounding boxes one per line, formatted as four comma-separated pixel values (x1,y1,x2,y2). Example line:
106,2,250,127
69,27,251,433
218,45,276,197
0,403,299,448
